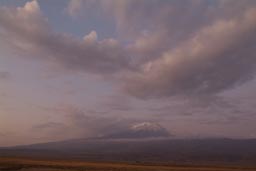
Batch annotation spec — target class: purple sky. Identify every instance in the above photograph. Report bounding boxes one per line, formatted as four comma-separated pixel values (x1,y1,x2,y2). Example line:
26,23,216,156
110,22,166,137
1,0,256,146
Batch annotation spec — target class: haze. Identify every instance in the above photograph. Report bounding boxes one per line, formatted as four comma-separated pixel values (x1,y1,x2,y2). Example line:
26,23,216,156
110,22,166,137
1,0,256,147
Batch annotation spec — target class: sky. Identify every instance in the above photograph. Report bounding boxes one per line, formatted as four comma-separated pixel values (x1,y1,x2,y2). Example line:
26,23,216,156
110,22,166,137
1,0,256,146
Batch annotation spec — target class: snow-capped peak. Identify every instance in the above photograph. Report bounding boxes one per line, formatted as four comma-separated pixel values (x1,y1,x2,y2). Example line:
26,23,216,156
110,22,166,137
102,122,170,139
131,122,164,131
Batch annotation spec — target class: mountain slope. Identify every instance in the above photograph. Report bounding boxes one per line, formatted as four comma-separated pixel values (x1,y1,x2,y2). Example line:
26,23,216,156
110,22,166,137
1,138,256,165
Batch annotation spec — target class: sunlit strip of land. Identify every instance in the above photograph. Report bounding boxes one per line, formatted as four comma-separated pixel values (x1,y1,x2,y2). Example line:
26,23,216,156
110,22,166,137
0,157,256,171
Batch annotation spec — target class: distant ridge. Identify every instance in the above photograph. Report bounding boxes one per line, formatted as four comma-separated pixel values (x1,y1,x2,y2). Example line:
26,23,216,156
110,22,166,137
1,138,256,165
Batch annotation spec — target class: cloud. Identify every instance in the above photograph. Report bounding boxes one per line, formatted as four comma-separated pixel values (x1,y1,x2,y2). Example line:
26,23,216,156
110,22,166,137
0,132,6,137
33,122,67,130
67,0,256,99
123,7,256,98
66,0,83,17
32,122,68,138
0,0,131,74
65,106,137,137
2,0,256,100
101,1,212,62
0,71,10,80
32,105,139,140
30,106,137,140
100,94,135,111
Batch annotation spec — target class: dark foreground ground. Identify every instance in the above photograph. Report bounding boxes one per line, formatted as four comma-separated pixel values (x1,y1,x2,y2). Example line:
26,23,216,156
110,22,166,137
0,157,256,171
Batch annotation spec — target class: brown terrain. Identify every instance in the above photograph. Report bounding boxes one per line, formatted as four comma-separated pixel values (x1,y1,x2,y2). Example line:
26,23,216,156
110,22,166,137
1,157,256,171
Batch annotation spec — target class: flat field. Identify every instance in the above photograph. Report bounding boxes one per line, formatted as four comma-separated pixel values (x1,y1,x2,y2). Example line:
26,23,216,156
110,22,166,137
0,157,256,171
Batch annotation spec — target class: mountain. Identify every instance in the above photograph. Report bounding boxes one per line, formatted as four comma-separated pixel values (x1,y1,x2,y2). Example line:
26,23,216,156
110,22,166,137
102,122,170,139
1,138,256,165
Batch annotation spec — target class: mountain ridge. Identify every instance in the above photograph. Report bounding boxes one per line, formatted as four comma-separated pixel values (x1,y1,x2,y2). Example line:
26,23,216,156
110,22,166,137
1,138,256,165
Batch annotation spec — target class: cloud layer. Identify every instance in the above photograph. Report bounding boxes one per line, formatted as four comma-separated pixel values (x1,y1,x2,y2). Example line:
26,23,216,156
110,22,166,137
0,71,10,80
0,0,131,74
1,0,256,99
124,7,256,98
